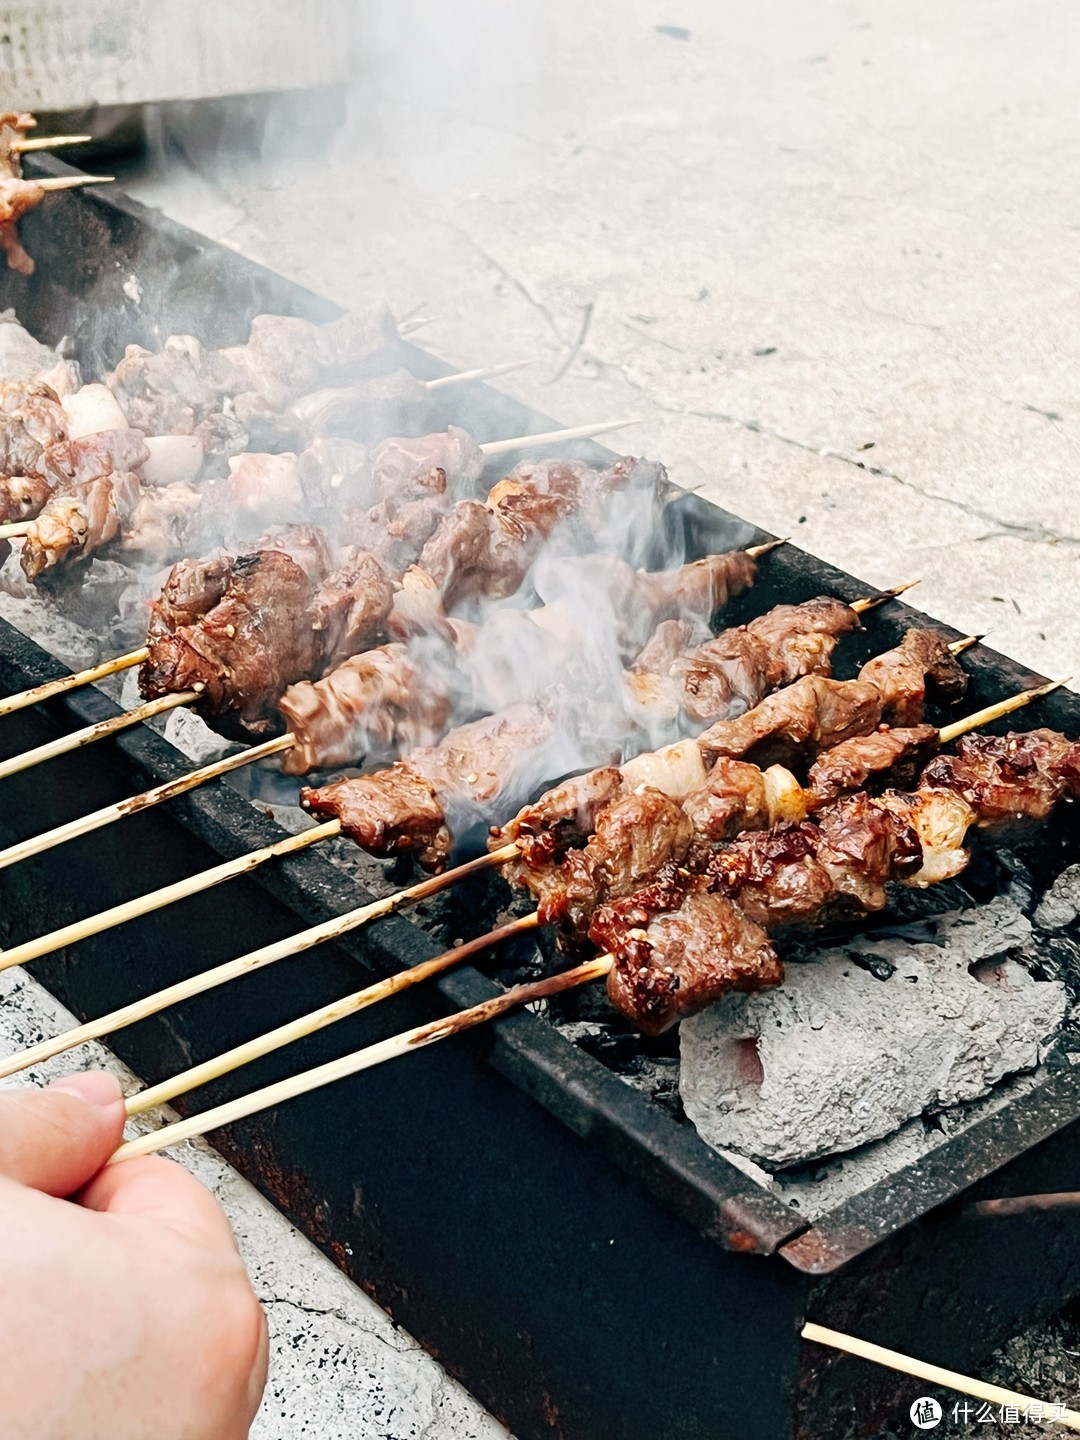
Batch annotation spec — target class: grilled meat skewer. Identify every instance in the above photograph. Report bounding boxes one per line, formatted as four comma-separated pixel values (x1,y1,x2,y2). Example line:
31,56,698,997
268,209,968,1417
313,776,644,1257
278,548,762,773
139,453,673,737
300,592,890,867
596,726,1080,1033
497,629,968,937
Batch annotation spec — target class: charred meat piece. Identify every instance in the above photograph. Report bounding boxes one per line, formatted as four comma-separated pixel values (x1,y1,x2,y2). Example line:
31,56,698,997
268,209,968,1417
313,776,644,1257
419,491,576,610
807,724,940,803
21,470,142,580
706,797,922,926
696,673,883,769
0,380,68,495
682,757,771,862
921,727,1080,824
280,643,454,774
42,428,150,489
310,548,396,669
122,481,203,563
593,864,783,1035
494,767,625,866
149,555,233,637
527,788,693,938
300,766,449,867
140,548,327,739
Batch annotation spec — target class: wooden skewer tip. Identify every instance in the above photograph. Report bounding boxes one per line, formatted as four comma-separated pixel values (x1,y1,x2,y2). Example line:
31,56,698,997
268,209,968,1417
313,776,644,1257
425,359,535,390
745,536,789,558
37,175,114,192
12,134,93,153
850,580,920,614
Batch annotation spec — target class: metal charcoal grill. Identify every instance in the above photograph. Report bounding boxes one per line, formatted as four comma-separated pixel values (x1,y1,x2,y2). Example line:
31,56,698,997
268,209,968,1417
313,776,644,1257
2,157,1080,1440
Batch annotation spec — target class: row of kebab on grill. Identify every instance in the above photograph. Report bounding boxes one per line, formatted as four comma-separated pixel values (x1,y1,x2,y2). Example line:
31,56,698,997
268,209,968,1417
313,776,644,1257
0,302,562,583
129,494,1079,1036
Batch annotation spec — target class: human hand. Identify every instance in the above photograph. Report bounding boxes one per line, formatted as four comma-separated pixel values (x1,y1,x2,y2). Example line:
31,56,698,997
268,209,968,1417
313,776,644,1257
0,1070,268,1440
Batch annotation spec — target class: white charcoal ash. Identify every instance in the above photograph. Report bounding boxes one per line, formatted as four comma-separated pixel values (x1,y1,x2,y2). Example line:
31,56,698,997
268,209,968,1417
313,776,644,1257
679,896,1068,1169
1035,865,1080,933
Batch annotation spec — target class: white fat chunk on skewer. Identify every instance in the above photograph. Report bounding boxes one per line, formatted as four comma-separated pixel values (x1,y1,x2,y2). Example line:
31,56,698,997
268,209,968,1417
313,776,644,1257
620,738,706,800
680,895,1067,1168
141,434,204,486
227,452,302,512
61,383,129,438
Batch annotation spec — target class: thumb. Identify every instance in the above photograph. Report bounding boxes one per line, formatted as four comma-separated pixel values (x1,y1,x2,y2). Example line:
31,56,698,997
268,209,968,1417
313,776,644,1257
0,1071,125,1196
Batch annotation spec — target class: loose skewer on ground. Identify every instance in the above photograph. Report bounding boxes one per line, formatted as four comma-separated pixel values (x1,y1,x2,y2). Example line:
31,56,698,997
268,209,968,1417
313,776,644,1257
801,1323,1080,1434
0,678,1050,1081
111,941,610,1163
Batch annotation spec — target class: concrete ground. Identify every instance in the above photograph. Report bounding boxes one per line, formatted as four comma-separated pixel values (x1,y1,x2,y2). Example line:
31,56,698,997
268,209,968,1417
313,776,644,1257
9,1,1080,1436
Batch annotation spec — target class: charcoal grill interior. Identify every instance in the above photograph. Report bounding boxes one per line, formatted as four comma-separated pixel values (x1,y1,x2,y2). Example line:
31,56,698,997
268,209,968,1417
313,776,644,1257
1,159,1079,1440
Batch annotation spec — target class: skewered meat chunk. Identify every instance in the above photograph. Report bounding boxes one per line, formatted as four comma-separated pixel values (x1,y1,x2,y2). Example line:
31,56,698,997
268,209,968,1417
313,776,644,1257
140,547,328,739
498,767,626,866
122,482,203,562
21,470,142,580
656,596,862,729
0,380,68,499
419,492,575,610
42,428,150,488
311,548,396,669
0,470,51,524
280,643,454,774
806,724,940,802
921,727,1080,824
302,705,563,870
856,628,968,724
592,865,783,1036
696,628,967,768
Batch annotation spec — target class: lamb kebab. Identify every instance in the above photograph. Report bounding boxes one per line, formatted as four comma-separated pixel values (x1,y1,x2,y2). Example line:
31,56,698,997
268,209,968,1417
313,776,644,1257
1,113,111,275
137,451,670,738
492,626,970,936
299,591,904,868
594,724,1080,1034
277,547,764,772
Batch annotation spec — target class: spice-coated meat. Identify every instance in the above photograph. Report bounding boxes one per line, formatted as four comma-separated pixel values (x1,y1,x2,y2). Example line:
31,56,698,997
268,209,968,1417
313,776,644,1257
310,548,396,669
858,628,968,725
593,865,783,1035
921,727,1080,823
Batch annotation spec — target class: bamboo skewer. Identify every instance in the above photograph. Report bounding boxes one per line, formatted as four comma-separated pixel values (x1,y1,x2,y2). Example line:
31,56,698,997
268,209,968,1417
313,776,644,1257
0,821,341,978
111,949,612,1164
35,175,114,192
938,676,1069,742
0,416,634,547
11,135,93,153
0,690,196,782
802,1322,1080,1432
0,845,518,1081
425,359,533,390
0,731,296,872
0,647,150,717
479,419,639,455
126,911,542,1116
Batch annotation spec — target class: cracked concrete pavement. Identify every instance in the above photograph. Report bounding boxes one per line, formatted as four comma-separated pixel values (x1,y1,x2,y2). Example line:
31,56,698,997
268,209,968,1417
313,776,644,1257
121,0,1080,683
